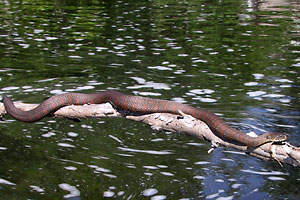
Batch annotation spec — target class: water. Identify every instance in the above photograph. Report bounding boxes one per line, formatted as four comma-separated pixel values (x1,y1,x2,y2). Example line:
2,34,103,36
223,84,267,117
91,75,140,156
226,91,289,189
0,0,299,199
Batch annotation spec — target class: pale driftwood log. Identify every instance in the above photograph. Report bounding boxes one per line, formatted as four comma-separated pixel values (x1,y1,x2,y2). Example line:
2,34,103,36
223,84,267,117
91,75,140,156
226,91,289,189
0,101,299,167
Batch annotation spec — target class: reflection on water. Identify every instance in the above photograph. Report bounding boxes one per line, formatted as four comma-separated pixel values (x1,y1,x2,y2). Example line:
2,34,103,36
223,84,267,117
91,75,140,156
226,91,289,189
0,0,299,199
259,0,296,11
59,183,81,199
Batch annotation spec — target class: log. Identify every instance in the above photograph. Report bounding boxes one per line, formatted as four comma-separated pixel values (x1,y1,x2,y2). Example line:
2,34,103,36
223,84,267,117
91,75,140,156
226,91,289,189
0,101,299,167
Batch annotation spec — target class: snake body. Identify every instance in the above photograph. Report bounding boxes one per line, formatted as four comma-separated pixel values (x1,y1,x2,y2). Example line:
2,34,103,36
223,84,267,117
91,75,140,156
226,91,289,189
2,91,287,147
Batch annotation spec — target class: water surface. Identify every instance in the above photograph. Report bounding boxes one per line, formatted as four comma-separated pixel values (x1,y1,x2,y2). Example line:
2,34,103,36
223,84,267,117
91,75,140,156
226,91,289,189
0,0,299,199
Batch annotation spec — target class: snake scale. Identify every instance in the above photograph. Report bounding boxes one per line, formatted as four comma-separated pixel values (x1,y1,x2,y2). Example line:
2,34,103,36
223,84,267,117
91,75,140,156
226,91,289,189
2,90,288,147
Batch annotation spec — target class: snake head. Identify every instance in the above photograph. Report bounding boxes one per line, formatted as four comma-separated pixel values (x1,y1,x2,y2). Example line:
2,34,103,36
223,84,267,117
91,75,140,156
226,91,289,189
262,132,288,143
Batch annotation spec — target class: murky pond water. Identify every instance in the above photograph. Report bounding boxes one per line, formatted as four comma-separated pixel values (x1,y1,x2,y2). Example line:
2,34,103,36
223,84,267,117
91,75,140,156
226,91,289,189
0,0,299,199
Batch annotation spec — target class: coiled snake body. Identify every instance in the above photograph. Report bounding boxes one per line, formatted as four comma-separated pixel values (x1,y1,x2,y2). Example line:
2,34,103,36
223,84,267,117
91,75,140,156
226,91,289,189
2,91,287,147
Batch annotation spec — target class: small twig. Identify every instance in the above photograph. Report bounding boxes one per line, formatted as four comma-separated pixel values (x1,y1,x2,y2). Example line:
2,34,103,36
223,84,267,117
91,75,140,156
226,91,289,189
208,141,220,154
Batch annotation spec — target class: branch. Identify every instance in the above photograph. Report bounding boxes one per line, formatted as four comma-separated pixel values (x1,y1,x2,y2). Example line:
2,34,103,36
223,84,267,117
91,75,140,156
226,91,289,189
1,102,299,167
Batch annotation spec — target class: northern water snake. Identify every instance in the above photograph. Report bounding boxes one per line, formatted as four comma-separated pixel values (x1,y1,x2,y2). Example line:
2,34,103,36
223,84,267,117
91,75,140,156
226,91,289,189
2,91,288,147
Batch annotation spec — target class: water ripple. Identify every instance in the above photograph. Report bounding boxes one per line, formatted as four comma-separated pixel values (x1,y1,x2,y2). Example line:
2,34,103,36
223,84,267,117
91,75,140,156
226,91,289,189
59,183,80,199
118,147,173,155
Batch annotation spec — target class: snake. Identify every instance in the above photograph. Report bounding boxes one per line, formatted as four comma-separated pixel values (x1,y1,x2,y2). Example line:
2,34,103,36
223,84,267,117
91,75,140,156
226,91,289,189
2,90,288,147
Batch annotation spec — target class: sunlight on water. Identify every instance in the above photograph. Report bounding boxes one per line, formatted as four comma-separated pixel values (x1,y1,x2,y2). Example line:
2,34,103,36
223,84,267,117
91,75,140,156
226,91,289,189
64,166,77,171
30,185,45,193
57,143,76,148
138,91,162,96
143,188,159,196
0,0,299,199
127,77,171,90
88,165,111,173
59,183,80,199
0,178,16,186
118,147,173,155
41,132,56,138
241,169,288,176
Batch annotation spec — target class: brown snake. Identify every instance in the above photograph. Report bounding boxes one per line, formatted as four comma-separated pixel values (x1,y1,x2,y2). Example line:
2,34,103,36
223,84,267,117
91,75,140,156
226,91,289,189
2,91,288,147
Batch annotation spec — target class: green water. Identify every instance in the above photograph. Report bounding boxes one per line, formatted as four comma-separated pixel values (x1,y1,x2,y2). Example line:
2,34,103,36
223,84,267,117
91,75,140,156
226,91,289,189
0,0,299,199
